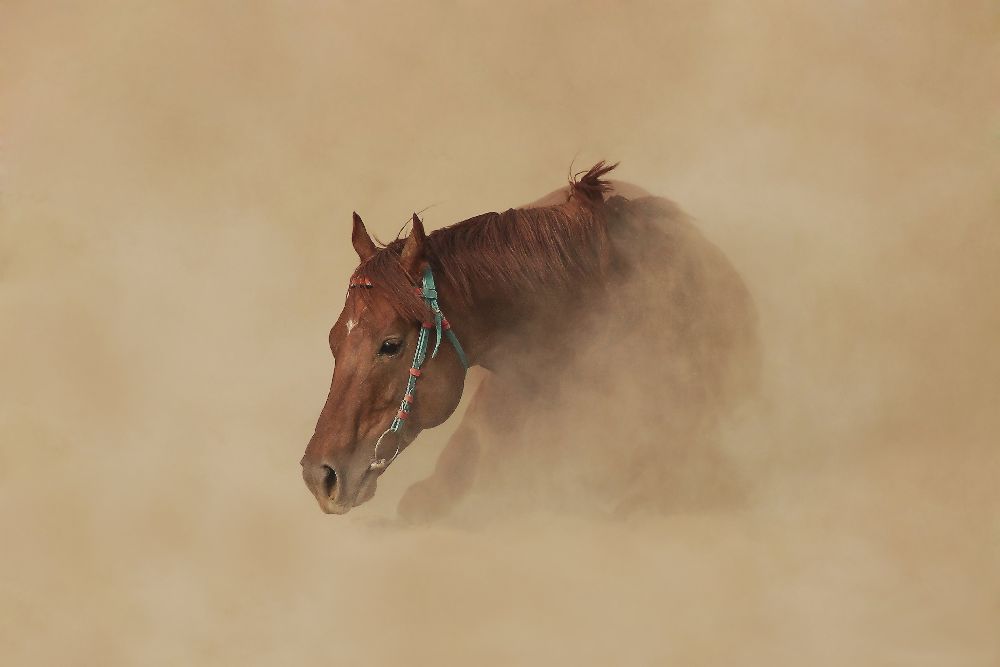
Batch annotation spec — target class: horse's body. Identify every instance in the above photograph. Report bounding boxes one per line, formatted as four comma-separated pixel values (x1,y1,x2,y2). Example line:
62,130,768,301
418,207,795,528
301,164,759,518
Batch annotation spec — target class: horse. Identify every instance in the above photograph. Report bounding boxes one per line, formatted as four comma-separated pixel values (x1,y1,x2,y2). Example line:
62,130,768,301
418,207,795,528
300,162,759,519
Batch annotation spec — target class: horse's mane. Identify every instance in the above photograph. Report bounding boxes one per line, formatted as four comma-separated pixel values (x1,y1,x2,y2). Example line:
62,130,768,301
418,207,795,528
351,162,619,321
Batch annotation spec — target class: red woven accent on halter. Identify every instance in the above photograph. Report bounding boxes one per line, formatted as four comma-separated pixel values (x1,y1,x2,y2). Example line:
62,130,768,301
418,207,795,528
409,368,421,377
403,394,413,403
441,318,451,330
396,410,409,420
421,321,434,329
349,276,373,288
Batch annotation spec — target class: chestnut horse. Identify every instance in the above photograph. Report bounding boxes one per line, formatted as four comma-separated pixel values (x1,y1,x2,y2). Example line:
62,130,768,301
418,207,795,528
301,163,759,518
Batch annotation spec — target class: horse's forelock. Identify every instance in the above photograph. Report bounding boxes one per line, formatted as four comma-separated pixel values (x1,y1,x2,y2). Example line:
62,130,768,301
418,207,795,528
349,247,429,324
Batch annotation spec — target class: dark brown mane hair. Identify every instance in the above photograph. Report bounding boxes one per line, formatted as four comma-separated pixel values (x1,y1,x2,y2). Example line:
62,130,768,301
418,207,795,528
350,162,619,321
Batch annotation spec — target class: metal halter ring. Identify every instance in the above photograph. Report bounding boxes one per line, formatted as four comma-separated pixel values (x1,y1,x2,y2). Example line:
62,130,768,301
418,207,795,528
370,427,400,471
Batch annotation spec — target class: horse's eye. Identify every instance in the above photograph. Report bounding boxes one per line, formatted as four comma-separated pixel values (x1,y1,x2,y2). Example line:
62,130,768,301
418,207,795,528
378,339,403,357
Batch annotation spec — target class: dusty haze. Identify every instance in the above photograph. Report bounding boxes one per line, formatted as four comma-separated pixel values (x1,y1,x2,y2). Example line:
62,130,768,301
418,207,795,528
2,2,999,664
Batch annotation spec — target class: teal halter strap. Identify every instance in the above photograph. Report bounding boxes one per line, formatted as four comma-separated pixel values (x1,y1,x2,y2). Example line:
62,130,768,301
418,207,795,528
369,265,468,470
420,266,469,369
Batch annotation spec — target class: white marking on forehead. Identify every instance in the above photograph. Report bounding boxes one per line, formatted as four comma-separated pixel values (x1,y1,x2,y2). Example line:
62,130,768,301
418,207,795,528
343,302,366,337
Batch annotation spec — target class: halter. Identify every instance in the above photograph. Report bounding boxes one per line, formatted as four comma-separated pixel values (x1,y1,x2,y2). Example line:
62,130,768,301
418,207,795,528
351,265,469,471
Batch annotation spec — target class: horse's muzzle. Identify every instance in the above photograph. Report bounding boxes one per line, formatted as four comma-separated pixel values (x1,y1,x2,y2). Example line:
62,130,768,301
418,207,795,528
301,459,351,514
301,455,380,514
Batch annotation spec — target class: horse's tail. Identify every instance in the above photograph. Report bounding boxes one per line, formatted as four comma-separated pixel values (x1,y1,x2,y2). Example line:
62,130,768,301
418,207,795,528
570,161,618,203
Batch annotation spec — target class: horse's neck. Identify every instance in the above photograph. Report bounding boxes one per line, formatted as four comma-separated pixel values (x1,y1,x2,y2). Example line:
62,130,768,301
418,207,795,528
438,277,571,372
439,188,640,371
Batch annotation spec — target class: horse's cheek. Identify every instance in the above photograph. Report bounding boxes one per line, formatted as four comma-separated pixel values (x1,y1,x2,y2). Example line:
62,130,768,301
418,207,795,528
419,372,465,429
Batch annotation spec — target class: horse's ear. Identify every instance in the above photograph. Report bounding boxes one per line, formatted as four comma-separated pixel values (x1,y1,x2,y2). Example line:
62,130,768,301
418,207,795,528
399,213,427,280
352,212,378,262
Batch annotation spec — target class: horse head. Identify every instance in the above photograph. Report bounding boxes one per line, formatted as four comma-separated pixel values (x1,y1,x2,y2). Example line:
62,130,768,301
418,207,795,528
300,213,468,514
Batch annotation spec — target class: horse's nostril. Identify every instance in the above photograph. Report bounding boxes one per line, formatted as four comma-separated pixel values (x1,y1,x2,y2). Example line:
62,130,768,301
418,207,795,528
321,465,338,499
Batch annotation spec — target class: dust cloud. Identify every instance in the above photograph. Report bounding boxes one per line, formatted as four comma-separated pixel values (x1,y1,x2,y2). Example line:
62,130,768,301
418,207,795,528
2,2,998,664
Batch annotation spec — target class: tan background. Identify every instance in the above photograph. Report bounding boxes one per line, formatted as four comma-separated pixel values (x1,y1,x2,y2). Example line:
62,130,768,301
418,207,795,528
2,2,999,664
